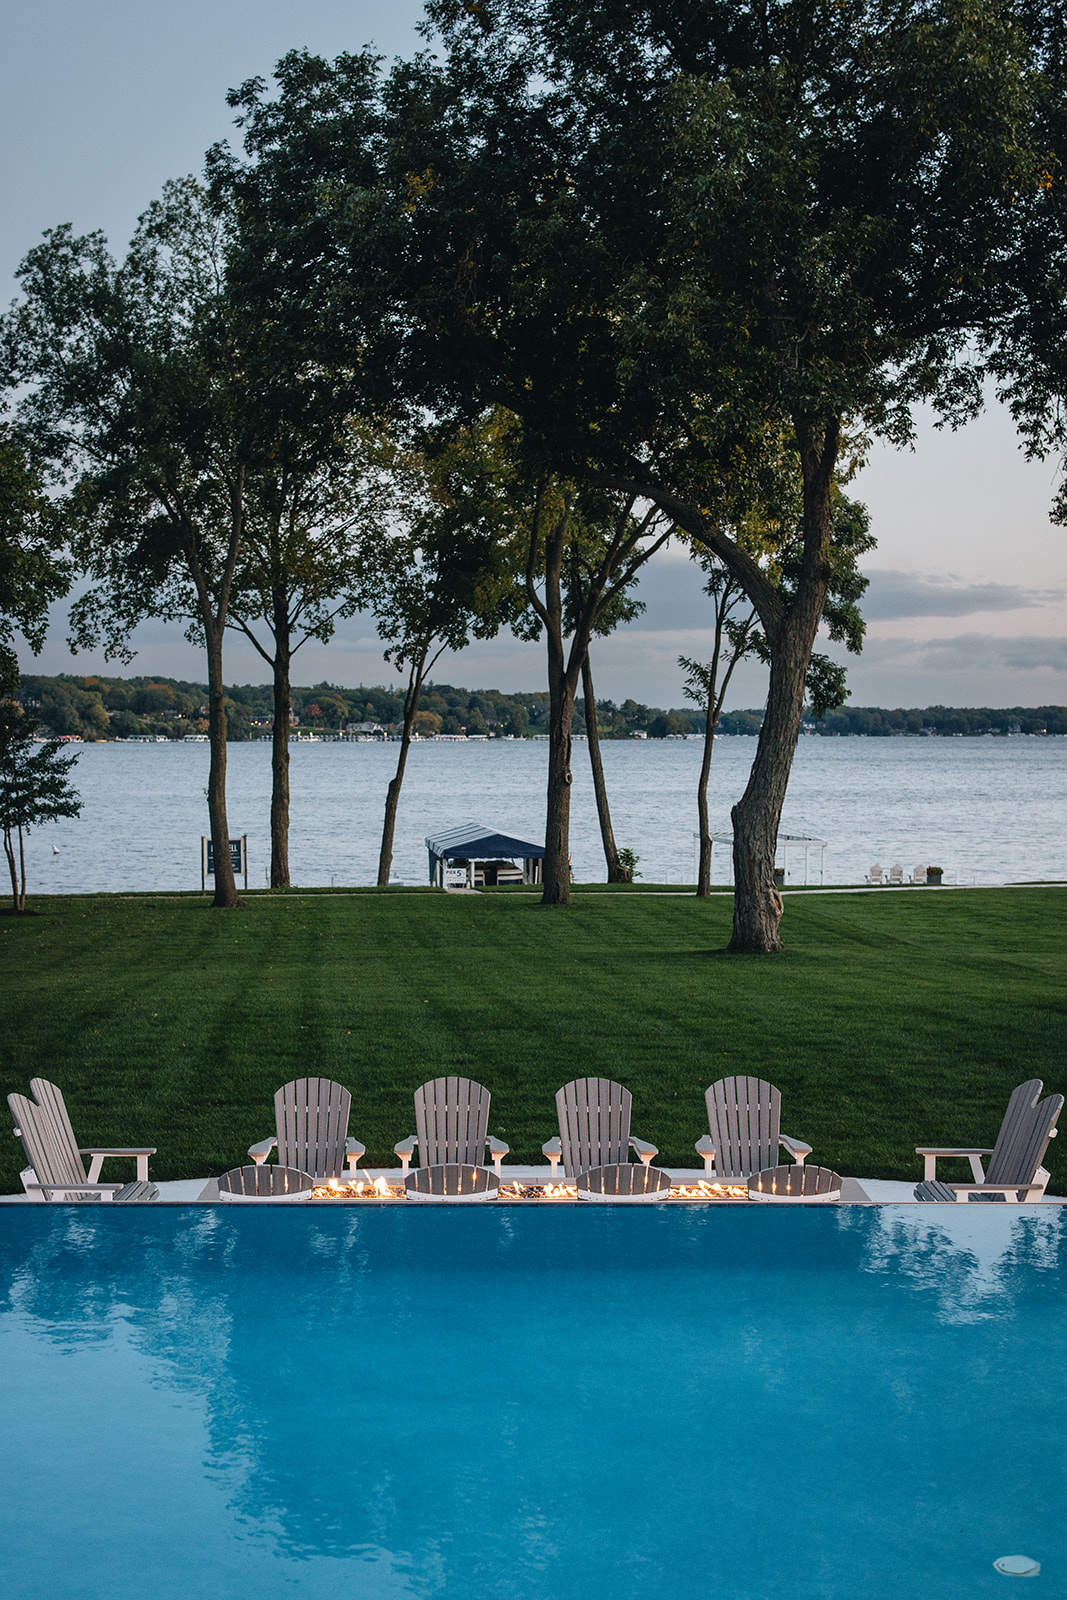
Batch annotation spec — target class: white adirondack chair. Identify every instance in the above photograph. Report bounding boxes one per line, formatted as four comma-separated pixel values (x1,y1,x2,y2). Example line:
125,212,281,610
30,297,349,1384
915,1079,1062,1201
249,1077,365,1182
696,1076,812,1181
8,1085,158,1202
542,1077,659,1181
395,1075,509,1178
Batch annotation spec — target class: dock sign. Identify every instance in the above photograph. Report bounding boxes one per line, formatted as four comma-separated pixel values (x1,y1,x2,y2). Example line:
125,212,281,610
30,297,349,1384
201,835,248,890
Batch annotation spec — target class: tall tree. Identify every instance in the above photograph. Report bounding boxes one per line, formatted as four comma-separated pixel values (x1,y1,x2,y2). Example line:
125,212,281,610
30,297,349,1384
680,481,871,900
2,181,255,905
402,0,1035,942
512,480,673,904
223,424,400,887
3,177,379,905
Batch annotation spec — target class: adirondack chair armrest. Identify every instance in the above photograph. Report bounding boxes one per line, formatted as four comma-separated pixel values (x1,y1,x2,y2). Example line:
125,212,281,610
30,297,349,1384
248,1137,277,1166
486,1135,510,1177
394,1135,417,1175
80,1145,156,1183
779,1136,812,1166
942,1174,1050,1203
344,1137,366,1174
26,1180,125,1198
695,1134,716,1178
916,1146,993,1184
630,1135,658,1167
542,1136,562,1178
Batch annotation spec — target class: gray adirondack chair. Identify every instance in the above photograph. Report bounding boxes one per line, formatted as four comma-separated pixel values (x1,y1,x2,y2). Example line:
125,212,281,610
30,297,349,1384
395,1076,509,1177
249,1077,365,1182
8,1088,158,1202
915,1079,1062,1201
542,1077,658,1180
696,1076,812,1181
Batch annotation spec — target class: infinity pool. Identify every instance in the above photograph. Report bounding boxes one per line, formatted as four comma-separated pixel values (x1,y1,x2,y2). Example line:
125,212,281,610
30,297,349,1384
1,1205,1064,1600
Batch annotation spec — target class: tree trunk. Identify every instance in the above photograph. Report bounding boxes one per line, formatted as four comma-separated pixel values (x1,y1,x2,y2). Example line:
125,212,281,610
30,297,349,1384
378,649,428,886
204,619,240,908
542,652,576,904
582,653,630,882
538,515,582,906
696,688,714,897
3,825,21,912
270,610,291,888
728,418,838,952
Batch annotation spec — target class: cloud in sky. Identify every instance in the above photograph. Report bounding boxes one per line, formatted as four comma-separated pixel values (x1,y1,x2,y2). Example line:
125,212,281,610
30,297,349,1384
863,633,1067,675
860,569,1066,621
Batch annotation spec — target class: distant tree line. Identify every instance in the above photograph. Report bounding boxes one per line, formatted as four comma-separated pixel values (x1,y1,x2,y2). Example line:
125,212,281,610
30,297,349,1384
19,673,1066,742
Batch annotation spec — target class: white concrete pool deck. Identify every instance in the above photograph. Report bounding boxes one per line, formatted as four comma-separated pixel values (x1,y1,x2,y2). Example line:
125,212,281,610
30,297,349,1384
2,1166,1064,1204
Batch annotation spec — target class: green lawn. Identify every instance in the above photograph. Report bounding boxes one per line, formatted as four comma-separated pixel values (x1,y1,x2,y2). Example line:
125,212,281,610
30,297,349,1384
2,887,1064,1193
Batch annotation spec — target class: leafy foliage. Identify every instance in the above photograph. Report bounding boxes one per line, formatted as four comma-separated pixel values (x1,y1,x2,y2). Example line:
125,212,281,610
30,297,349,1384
0,705,81,912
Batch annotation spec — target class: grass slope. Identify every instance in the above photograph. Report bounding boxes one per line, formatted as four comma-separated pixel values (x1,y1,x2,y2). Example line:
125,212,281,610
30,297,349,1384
1,887,1064,1193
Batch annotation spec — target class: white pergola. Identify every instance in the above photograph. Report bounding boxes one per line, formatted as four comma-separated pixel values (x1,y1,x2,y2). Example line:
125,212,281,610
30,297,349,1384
706,831,828,886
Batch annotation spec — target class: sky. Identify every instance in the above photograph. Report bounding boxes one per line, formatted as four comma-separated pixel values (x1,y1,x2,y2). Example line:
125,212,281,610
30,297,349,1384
4,0,1065,712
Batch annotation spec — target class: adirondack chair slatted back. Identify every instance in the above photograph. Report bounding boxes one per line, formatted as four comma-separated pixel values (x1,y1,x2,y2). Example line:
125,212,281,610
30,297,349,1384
28,1078,84,1170
274,1078,352,1181
556,1078,632,1179
414,1077,491,1166
705,1076,782,1179
8,1092,90,1196
984,1079,1063,1187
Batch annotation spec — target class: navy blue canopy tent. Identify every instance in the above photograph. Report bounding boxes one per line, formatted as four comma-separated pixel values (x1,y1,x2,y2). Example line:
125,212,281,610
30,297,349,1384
426,822,545,887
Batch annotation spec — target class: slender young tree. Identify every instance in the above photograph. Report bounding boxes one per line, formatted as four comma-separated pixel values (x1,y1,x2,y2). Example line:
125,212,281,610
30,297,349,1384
520,483,673,904
2,182,256,904
0,704,81,913
680,573,761,899
570,563,646,884
223,425,401,887
579,651,630,882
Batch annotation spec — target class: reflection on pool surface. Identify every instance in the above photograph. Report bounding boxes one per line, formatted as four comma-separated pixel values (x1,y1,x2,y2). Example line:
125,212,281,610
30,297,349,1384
1,1206,1064,1600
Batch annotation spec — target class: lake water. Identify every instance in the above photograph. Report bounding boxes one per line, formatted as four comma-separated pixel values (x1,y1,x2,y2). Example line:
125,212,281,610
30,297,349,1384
22,734,1067,894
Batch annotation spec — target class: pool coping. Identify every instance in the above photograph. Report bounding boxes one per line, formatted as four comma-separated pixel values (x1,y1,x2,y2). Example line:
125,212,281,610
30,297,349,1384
2,1167,1064,1205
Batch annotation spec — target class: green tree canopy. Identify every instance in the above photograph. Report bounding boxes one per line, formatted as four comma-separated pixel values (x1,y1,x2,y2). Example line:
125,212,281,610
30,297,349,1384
218,0,1036,945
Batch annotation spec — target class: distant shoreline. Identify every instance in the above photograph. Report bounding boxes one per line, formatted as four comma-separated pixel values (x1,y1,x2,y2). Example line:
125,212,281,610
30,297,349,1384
18,669,1067,742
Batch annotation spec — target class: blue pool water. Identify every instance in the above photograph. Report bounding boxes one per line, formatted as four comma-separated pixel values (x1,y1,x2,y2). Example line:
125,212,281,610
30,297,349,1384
1,1205,1064,1600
